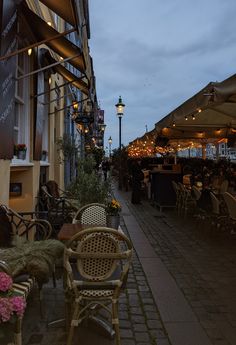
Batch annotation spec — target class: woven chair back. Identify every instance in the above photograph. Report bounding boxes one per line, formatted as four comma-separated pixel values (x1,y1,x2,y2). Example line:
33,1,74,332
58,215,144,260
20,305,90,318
73,203,106,226
77,231,119,281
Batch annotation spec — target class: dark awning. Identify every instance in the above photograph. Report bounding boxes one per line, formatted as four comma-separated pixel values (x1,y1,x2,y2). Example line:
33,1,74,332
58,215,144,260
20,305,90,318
19,2,86,74
39,0,79,29
155,74,236,140
44,50,89,96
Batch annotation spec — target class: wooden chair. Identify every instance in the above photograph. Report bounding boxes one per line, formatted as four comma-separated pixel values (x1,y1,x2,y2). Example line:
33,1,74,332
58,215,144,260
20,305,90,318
0,260,35,345
72,203,107,226
64,227,133,345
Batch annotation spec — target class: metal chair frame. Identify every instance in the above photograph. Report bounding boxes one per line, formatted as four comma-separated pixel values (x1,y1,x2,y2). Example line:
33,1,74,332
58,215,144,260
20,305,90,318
1,205,52,241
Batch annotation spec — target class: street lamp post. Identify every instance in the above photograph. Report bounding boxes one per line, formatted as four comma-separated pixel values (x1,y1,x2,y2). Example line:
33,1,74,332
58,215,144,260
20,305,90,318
115,96,125,190
108,136,112,158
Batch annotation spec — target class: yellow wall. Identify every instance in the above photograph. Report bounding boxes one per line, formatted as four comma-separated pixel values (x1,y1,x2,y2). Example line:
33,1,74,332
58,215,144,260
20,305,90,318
0,160,10,205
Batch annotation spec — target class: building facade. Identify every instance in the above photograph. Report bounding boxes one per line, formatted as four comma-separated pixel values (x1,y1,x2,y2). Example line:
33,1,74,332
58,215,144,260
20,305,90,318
0,0,98,211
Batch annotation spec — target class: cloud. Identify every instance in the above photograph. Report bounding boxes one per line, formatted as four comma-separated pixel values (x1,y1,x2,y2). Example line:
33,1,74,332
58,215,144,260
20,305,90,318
89,0,236,148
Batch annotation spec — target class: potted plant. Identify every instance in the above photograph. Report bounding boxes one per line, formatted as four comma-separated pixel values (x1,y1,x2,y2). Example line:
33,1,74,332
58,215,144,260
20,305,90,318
105,199,121,229
14,144,27,160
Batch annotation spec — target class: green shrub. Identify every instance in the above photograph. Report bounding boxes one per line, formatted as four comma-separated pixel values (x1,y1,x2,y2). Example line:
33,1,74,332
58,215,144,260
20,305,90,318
67,156,111,207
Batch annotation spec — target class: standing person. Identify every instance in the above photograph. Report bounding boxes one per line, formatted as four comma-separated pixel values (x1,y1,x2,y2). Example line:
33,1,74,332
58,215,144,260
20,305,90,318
102,159,110,181
131,159,144,204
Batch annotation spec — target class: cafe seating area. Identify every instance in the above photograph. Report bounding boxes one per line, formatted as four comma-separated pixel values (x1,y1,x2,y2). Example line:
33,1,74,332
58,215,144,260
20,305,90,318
1,158,236,344
0,186,133,345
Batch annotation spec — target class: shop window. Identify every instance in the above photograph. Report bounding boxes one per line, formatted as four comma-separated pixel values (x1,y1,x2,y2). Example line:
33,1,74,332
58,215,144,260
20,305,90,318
13,52,30,160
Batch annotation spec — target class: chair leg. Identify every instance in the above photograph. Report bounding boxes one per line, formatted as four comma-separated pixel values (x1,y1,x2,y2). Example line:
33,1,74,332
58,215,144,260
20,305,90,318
112,301,120,345
66,304,79,345
14,317,22,345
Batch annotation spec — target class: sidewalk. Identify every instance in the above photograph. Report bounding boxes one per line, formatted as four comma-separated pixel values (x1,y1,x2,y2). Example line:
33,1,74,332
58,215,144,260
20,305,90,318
21,184,236,345
116,186,236,345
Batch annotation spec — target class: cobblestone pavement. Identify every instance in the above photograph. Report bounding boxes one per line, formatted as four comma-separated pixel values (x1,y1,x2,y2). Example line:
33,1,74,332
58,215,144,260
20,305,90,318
118,188,236,345
19,185,236,345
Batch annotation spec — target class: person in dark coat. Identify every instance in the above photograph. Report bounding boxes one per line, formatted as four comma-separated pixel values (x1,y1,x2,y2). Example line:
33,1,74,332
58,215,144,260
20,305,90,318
131,160,144,204
102,159,110,181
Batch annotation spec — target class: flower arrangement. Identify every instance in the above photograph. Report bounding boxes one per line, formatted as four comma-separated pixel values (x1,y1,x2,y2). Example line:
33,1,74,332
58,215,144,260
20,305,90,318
14,144,27,153
0,272,26,323
106,199,121,216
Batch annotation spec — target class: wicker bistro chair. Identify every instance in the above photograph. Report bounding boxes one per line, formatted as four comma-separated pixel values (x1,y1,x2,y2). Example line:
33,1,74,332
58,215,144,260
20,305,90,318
192,185,202,201
222,192,236,234
72,203,107,226
64,227,133,345
177,183,196,217
0,260,35,345
209,192,227,232
171,181,181,213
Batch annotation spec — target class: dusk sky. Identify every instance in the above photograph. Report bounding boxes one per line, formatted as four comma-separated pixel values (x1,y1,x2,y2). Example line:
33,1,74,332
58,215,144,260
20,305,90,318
89,0,236,151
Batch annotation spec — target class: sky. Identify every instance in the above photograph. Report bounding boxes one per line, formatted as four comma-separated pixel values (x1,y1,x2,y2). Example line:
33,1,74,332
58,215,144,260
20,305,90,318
89,0,236,151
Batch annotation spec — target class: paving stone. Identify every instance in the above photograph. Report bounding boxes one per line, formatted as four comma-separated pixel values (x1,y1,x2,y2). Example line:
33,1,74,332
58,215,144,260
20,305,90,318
133,324,148,332
134,332,150,342
121,329,134,338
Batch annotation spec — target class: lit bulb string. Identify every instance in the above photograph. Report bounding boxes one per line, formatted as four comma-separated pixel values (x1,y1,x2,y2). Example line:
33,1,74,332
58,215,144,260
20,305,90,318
172,109,201,126
127,134,228,156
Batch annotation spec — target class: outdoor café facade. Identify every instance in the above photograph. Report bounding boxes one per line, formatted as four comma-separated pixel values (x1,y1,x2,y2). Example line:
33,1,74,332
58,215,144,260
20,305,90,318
0,0,95,211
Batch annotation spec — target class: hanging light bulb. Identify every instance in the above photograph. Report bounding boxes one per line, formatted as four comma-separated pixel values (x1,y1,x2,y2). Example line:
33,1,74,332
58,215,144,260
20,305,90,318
185,116,188,121
48,77,52,85
27,48,32,56
192,114,195,120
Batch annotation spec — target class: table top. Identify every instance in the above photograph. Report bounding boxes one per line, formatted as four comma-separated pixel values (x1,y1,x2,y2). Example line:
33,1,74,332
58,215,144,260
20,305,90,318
57,223,86,241
58,223,124,241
